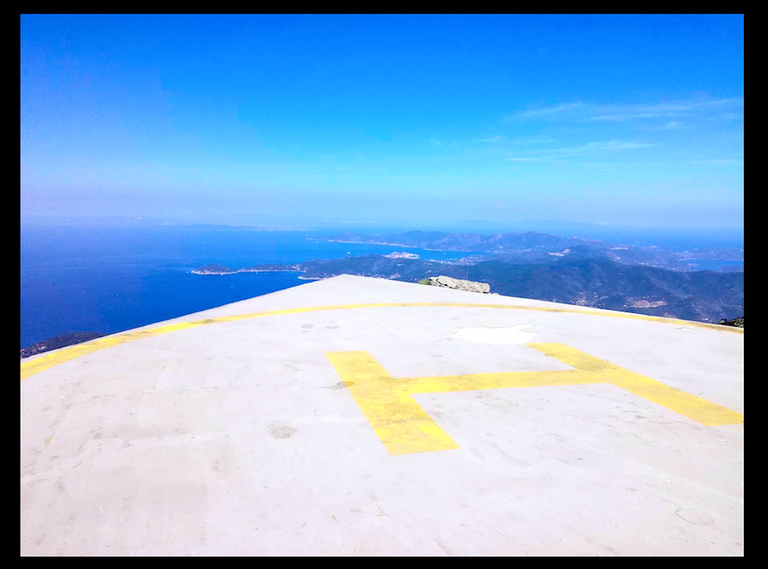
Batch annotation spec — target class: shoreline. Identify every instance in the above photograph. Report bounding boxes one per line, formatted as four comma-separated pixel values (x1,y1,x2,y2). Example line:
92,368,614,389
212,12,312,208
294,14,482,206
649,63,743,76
191,268,302,276
309,237,458,253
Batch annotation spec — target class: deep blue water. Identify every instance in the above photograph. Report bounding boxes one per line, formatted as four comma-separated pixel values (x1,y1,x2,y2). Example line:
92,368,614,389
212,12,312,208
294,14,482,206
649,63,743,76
20,225,472,348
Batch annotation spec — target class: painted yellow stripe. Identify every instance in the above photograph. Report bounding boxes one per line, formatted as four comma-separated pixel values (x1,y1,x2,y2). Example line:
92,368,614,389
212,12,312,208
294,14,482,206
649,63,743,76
529,343,744,427
21,301,742,381
326,343,744,455
326,351,461,455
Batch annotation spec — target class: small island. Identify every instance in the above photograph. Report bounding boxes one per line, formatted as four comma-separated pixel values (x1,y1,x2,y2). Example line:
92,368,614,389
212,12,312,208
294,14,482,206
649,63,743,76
191,263,302,275
191,264,236,275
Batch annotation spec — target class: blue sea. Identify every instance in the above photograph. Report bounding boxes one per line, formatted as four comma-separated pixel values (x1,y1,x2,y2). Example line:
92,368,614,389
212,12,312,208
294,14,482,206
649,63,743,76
20,225,471,348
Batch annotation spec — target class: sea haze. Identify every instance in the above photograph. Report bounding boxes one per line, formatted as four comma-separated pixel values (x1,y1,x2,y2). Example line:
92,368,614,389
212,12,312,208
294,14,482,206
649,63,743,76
20,225,473,348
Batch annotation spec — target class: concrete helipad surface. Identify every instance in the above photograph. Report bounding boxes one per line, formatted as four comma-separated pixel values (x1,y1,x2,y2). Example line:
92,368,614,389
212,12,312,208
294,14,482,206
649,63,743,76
20,275,744,555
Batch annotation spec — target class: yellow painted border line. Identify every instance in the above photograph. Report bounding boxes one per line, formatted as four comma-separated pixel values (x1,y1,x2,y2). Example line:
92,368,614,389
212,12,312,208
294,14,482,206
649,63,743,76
21,301,742,381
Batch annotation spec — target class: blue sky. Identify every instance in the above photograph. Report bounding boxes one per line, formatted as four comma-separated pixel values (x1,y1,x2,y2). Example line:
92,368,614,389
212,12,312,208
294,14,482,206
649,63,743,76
21,14,744,229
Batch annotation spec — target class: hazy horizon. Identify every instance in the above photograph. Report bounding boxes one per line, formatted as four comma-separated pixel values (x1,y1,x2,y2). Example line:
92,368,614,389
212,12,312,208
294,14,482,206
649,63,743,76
20,213,744,251
21,14,743,231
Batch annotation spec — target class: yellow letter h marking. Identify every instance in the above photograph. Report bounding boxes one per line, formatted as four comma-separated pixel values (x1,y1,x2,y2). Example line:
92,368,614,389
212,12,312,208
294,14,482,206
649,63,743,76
326,343,743,455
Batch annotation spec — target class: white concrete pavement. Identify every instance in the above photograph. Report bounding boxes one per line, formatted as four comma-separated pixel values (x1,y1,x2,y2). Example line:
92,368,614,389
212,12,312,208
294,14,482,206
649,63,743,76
20,275,744,555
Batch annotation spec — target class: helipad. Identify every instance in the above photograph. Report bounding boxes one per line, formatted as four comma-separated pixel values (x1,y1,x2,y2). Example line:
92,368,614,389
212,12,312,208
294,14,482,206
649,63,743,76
20,275,744,555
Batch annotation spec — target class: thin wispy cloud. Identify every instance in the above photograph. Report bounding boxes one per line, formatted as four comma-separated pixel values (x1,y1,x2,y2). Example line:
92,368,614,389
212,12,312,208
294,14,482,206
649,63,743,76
688,159,743,165
506,157,574,166
587,140,656,150
510,98,743,124
472,136,558,147
621,98,742,113
508,137,558,145
508,157,552,163
513,102,584,119
581,112,685,122
545,140,657,155
472,135,506,144
506,140,657,165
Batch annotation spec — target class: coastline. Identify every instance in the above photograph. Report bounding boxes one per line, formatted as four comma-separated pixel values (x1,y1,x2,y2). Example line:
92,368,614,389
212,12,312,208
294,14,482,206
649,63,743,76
308,237,455,253
191,267,302,276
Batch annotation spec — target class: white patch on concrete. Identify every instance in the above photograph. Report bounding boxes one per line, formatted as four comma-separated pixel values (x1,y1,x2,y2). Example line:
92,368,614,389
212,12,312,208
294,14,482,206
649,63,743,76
452,325,538,345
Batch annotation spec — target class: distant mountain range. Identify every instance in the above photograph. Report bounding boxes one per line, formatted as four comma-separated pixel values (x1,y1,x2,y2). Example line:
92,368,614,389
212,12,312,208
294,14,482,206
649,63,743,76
193,229,744,324
319,230,743,272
